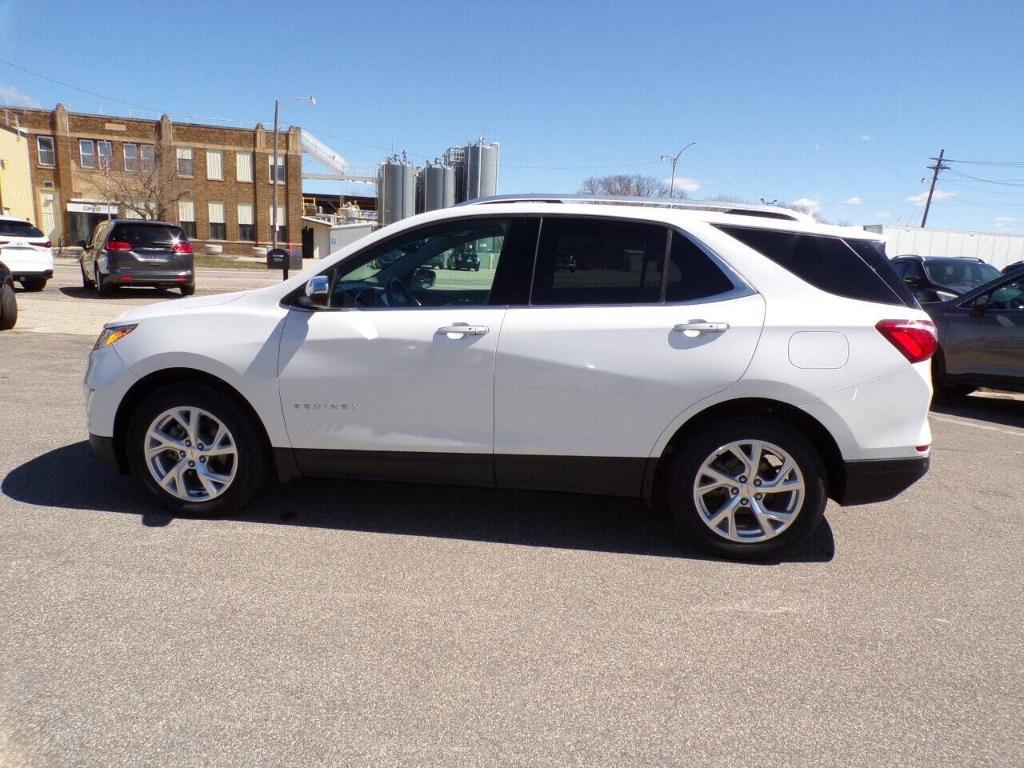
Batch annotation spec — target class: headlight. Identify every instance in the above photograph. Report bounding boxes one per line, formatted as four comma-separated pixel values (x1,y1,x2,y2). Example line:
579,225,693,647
93,324,137,350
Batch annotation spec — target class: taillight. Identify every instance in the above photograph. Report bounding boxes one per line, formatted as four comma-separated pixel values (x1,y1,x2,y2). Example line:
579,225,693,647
40,240,52,248
171,243,193,254
876,319,937,363
106,241,133,251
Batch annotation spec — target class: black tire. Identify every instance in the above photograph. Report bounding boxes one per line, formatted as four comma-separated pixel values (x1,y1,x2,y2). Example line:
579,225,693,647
667,416,828,560
126,383,270,516
180,283,195,296
95,265,113,297
0,280,17,330
80,261,95,288
21,277,47,292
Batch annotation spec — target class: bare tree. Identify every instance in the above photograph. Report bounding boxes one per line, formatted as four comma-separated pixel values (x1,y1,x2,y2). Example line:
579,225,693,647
580,174,675,198
94,145,189,221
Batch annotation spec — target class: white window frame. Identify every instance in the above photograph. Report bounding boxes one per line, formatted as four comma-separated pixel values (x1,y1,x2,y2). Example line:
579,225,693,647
140,144,155,172
236,151,253,183
206,150,223,181
123,143,139,172
79,139,96,169
269,156,285,184
176,147,194,177
208,201,226,240
237,202,254,241
37,136,56,166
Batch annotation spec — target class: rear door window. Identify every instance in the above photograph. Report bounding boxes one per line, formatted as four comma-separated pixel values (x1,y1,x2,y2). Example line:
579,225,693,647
109,224,188,248
531,217,667,305
716,225,916,307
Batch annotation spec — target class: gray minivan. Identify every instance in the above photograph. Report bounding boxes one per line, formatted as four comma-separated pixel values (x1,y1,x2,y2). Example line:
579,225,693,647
79,220,195,296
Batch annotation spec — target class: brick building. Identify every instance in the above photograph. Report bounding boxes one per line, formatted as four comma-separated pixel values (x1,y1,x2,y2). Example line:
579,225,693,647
4,104,302,254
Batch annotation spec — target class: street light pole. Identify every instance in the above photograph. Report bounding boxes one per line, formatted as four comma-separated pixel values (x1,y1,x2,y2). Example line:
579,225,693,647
660,142,696,199
270,96,316,252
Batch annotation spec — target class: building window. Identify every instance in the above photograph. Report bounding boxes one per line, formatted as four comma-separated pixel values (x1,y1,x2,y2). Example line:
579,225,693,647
123,143,139,172
236,152,253,182
140,144,155,171
37,136,56,166
79,139,96,169
97,141,113,172
237,203,254,241
179,200,196,238
206,150,223,181
269,204,287,243
269,156,285,184
208,201,226,240
176,147,193,177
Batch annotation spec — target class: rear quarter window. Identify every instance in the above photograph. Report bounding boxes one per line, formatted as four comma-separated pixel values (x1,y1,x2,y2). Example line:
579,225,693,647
716,225,916,307
0,220,45,238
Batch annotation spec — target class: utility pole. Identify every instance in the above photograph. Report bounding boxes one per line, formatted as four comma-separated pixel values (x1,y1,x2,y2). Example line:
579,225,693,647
920,149,948,228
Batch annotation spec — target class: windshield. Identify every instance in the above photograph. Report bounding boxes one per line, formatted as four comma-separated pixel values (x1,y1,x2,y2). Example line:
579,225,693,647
923,261,1001,289
0,220,45,238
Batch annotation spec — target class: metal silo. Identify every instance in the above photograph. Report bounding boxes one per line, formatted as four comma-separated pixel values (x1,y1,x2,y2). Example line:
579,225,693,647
422,163,456,212
377,154,416,226
464,139,499,200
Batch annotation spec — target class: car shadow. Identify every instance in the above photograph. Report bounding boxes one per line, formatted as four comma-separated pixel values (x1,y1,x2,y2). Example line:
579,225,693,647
2,442,835,564
59,286,183,301
932,393,1024,430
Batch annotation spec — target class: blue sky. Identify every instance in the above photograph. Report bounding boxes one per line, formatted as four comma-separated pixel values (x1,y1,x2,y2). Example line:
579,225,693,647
2,0,1023,232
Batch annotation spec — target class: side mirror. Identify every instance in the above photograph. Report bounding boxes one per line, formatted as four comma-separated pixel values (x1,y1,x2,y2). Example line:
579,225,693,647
412,267,436,290
77,240,87,249
903,275,922,287
970,294,990,317
296,275,329,308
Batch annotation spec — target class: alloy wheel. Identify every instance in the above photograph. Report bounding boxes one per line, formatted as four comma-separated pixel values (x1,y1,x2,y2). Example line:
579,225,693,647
692,439,805,543
143,406,238,501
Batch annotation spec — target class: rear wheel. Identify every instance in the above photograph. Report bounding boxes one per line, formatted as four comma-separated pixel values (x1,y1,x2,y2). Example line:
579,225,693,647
95,264,113,297
668,416,827,560
126,383,269,516
931,349,974,402
0,280,17,330
180,283,195,296
20,277,47,292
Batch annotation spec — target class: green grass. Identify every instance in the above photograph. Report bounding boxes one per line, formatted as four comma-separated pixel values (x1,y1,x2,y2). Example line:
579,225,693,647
193,254,271,271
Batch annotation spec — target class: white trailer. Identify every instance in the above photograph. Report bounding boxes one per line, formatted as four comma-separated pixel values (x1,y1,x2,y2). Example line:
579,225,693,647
863,225,1024,269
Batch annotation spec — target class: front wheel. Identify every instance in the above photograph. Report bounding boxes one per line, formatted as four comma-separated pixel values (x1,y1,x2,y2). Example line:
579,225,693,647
126,383,270,516
667,416,827,560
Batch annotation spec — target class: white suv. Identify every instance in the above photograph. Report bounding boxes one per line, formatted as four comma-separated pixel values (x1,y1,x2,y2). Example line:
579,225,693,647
85,197,936,559
0,215,54,291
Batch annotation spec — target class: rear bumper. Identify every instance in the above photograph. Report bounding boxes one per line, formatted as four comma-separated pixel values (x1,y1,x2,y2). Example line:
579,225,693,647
104,269,194,286
834,456,929,506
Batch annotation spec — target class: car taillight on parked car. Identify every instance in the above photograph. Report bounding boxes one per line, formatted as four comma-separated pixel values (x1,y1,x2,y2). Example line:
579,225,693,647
40,240,51,248
171,243,193,254
876,319,937,363
106,241,133,251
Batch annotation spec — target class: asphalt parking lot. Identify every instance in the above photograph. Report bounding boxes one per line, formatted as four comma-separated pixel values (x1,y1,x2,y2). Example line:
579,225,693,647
1,264,1022,767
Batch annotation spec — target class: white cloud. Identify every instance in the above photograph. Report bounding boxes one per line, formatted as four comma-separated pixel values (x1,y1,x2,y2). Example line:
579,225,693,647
860,134,874,142
875,211,892,219
846,196,863,206
0,84,38,107
905,189,955,207
994,216,1016,226
664,176,700,194
791,197,820,213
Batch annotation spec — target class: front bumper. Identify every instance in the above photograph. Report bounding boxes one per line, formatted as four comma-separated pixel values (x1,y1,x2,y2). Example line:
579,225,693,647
834,456,929,506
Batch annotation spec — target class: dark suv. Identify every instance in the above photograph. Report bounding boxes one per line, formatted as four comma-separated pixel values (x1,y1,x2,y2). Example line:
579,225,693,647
890,255,1002,303
79,220,195,297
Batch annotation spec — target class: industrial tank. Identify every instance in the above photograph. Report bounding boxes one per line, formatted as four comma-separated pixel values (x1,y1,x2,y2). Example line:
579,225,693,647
422,163,456,212
378,155,416,225
464,140,499,200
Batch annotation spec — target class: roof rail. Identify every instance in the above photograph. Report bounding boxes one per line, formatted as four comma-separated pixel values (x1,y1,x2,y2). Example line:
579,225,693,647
457,193,813,222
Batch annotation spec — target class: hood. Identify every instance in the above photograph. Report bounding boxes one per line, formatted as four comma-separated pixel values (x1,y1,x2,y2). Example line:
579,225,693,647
110,290,249,324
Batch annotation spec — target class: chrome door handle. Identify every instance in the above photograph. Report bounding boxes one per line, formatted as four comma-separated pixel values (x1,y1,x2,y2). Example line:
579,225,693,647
673,320,729,334
436,323,489,337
